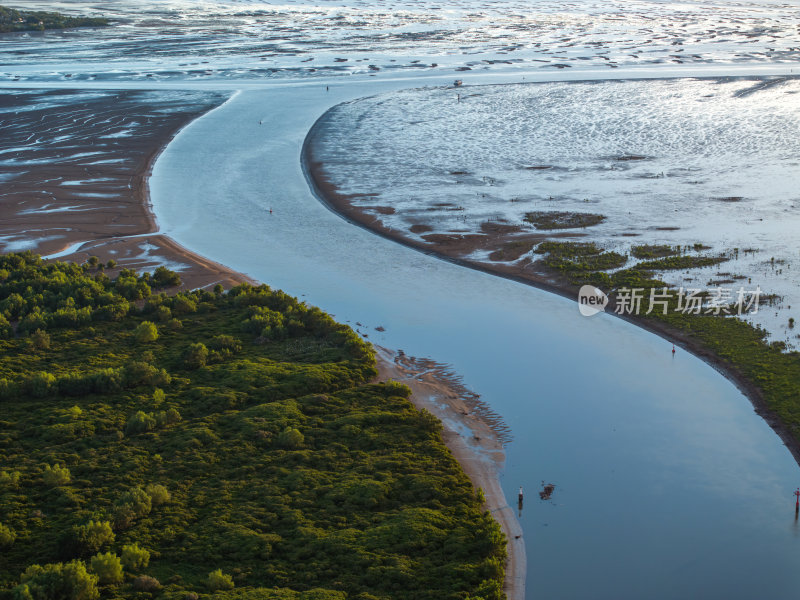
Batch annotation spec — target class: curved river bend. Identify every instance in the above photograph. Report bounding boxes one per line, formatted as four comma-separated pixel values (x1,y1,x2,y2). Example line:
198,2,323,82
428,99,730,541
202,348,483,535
151,78,800,599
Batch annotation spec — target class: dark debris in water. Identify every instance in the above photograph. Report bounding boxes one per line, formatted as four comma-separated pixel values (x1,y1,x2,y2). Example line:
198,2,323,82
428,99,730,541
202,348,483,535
540,483,555,500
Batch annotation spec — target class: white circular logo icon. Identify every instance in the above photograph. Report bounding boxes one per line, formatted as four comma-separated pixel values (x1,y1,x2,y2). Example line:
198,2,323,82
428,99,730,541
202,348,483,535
578,285,608,317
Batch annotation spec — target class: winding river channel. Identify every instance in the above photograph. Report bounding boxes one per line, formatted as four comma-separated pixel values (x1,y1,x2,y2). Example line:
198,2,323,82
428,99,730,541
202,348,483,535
150,72,800,599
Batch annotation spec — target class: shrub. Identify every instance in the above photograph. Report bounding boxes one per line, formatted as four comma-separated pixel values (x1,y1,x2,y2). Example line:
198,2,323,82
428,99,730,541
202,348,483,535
31,329,50,350
277,427,304,449
115,277,151,301
113,487,152,529
2,292,24,319
134,321,158,344
207,569,234,591
67,521,114,556
93,301,129,322
144,484,170,506
183,343,208,370
0,378,14,401
209,335,242,354
42,464,71,486
28,372,57,398
157,408,181,427
120,544,150,572
15,560,98,600
0,523,16,548
153,388,165,405
155,305,172,322
118,487,152,518
96,368,124,392
132,575,161,593
125,411,156,435
0,314,11,338
0,470,21,488
18,311,45,336
172,296,196,315
123,362,170,388
153,266,181,288
89,552,123,585
380,380,412,398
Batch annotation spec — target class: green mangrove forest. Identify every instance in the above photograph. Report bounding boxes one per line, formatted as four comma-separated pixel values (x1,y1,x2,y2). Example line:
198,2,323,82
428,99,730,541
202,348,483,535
0,252,505,600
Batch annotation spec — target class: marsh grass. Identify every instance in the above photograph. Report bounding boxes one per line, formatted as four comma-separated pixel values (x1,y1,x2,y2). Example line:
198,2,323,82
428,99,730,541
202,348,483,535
523,211,606,230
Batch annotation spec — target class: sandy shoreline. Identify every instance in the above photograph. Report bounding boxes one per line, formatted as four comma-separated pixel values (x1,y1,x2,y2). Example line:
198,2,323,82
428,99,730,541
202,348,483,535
302,113,800,470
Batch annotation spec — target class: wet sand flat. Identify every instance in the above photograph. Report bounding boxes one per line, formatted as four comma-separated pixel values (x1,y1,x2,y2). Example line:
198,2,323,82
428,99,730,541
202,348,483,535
0,88,249,290
304,77,800,347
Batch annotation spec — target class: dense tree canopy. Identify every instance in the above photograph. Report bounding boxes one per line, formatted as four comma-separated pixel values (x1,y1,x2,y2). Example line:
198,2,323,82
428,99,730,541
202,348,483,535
0,252,506,600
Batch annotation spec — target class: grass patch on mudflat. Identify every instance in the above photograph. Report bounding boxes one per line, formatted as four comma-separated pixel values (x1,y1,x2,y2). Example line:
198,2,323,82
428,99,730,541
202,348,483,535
0,252,505,600
534,241,627,284
630,244,680,259
0,5,108,32
634,255,729,271
523,211,605,230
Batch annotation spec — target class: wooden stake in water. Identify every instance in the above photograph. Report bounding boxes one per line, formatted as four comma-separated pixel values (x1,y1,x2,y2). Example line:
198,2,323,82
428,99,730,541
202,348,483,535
794,488,799,514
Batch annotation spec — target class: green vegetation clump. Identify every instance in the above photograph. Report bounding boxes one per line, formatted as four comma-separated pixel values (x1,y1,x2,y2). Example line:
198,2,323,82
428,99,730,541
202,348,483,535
208,569,235,591
0,5,108,32
630,244,680,259
41,464,70,487
524,211,605,230
0,252,505,600
13,560,99,600
533,241,731,288
90,553,123,585
534,241,626,284
120,544,149,572
634,255,728,271
65,520,115,557
134,321,158,344
0,524,15,549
